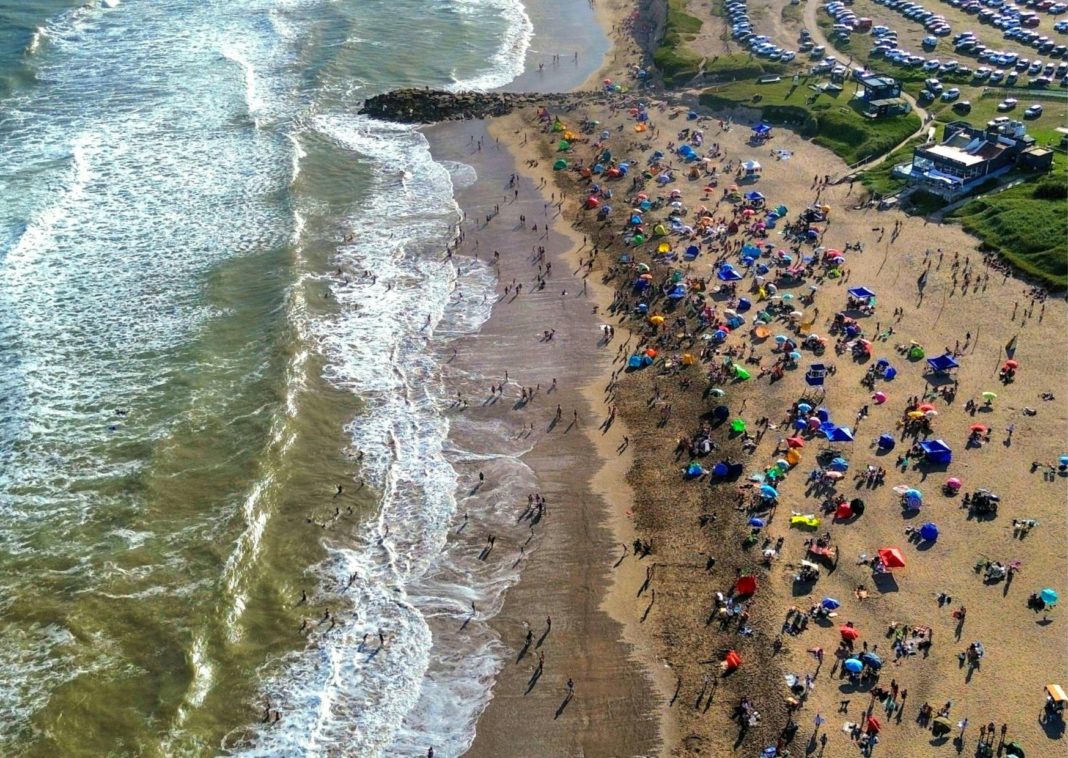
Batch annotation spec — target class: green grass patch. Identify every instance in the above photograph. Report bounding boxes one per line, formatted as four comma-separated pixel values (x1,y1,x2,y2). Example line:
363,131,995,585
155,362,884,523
654,0,704,86
948,170,1068,289
859,136,926,195
702,53,787,82
905,189,948,215
700,78,921,164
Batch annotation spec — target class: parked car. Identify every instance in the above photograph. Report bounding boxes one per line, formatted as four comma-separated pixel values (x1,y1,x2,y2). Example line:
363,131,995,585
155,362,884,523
941,86,962,99
997,97,1019,108
1024,102,1044,116
953,99,973,112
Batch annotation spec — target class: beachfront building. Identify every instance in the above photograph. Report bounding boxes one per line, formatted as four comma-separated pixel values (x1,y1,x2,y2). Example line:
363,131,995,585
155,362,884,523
853,74,909,118
893,119,1046,200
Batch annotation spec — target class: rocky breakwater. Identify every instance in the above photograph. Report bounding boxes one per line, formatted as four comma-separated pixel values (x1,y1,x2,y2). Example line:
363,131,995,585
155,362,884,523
359,88,588,124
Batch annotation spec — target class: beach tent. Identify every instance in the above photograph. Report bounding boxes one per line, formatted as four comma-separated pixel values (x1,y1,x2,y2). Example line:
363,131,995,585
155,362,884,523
553,159,568,170
742,160,761,174
927,353,959,372
805,363,827,387
753,122,772,135
908,344,925,360
847,287,876,300
877,547,906,569
745,191,765,203
826,426,854,442
717,266,743,282
877,433,896,451
919,439,953,465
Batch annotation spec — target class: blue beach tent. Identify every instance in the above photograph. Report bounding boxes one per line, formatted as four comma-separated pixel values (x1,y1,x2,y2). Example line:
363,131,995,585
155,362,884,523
920,439,953,464
927,353,959,372
847,287,876,300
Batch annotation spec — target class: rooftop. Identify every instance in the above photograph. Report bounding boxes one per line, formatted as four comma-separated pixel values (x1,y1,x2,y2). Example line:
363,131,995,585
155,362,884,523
923,144,987,167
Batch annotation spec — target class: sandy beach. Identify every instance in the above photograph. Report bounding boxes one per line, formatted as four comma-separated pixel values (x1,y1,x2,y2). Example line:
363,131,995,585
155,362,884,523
406,0,1068,755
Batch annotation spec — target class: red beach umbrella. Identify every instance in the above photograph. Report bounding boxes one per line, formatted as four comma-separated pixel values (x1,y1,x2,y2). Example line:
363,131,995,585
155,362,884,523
877,547,906,569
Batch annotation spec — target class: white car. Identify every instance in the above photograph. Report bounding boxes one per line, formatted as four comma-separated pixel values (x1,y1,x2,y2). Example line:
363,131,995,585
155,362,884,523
997,98,1018,109
941,87,961,100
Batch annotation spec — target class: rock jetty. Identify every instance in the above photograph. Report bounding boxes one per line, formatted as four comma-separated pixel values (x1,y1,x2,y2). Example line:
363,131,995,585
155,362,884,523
358,88,586,124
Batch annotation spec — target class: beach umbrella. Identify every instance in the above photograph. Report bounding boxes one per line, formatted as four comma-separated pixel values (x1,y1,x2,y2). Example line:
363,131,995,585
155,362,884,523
872,391,887,404
839,625,860,641
797,403,813,414
730,418,747,433
835,501,853,519
788,351,802,361
945,477,962,491
1060,455,1068,467
786,437,805,448
1004,359,1019,369
710,388,726,397
969,423,988,434
843,658,863,673
747,517,766,528
904,488,923,504
782,293,795,301
919,522,939,541
736,576,758,595
734,367,751,380
877,547,906,569
982,391,998,402
712,462,729,477
774,335,788,344
760,484,779,499
1040,588,1059,606
821,597,841,610
866,716,881,734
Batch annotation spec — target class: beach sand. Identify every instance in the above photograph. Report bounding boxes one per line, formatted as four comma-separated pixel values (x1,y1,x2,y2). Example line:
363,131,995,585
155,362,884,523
486,76,1067,758
416,0,1067,755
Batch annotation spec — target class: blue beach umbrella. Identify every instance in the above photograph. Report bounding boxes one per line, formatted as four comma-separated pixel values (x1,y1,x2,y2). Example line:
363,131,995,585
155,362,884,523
1040,588,1059,605
821,597,841,610
760,484,779,499
919,522,939,541
749,517,766,528
797,402,813,414
843,658,864,674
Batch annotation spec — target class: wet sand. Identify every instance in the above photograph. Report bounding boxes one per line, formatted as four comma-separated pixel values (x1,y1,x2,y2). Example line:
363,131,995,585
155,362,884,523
427,119,662,757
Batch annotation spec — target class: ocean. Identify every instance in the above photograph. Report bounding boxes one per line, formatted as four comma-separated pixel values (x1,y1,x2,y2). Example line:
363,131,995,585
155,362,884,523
0,0,605,754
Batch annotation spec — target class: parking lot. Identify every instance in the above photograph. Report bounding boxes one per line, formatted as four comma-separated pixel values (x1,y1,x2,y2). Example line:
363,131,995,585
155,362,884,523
822,0,1068,88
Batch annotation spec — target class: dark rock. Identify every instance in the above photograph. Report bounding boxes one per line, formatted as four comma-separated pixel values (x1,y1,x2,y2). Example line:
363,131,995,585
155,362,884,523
358,88,594,124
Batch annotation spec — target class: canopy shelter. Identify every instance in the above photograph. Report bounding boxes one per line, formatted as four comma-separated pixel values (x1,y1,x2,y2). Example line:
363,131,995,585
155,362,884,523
825,426,854,442
847,287,876,300
919,439,953,465
877,547,906,569
927,353,959,373
753,122,772,135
